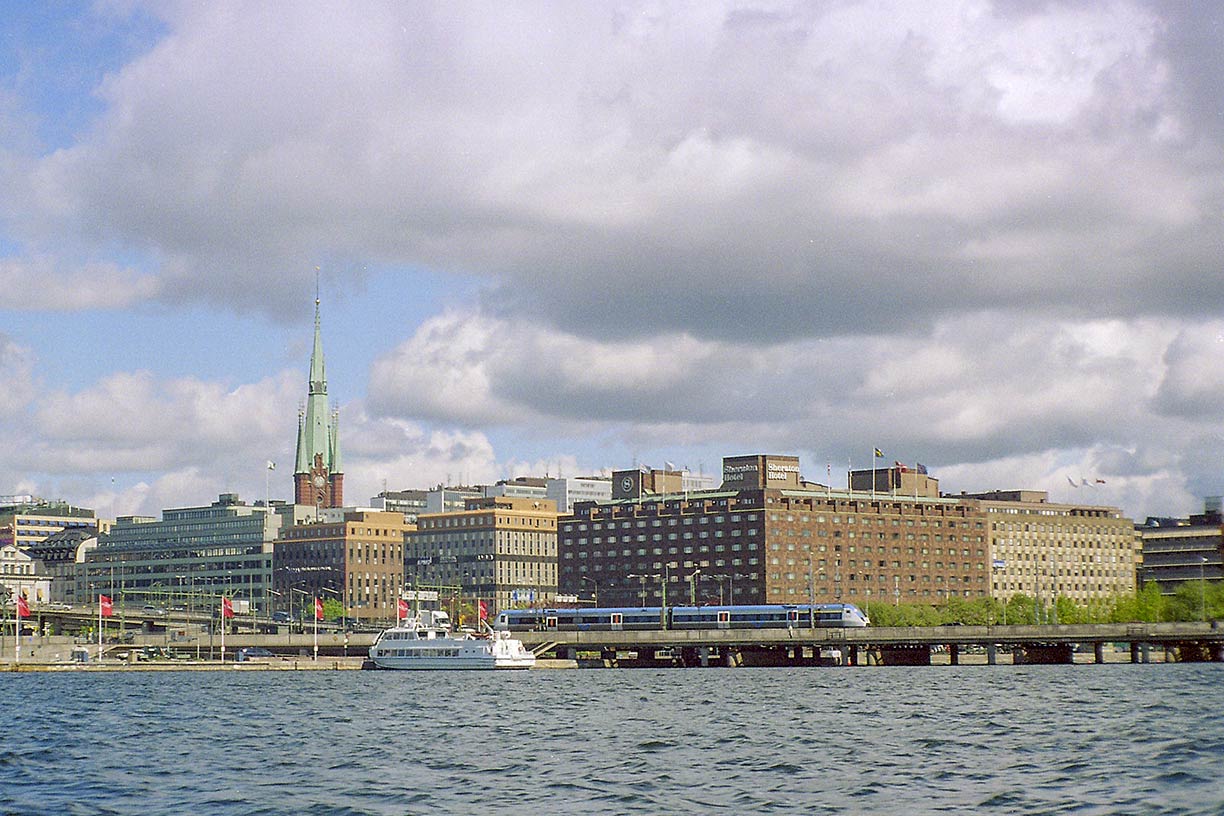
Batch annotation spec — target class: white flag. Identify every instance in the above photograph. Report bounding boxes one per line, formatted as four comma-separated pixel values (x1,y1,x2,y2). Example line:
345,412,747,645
266,460,276,471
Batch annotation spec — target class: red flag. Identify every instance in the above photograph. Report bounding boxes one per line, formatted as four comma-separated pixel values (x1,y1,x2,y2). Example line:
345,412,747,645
397,598,409,620
99,595,113,617
314,597,324,621
478,599,488,621
16,596,29,619
221,597,234,619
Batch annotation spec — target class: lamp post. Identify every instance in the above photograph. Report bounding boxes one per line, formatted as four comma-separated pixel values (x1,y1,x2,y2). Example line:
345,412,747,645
291,587,311,658
321,586,340,657
709,574,726,605
662,564,670,626
1200,556,1209,622
627,574,649,606
580,576,599,607
687,569,701,605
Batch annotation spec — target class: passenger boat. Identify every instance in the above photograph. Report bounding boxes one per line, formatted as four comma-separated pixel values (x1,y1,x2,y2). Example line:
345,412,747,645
368,609,536,670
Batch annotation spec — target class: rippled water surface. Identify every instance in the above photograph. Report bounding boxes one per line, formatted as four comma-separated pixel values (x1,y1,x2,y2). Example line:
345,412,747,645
2,665,1222,815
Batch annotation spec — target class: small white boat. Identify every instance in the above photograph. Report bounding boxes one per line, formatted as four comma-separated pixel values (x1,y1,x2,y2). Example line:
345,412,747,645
368,609,536,670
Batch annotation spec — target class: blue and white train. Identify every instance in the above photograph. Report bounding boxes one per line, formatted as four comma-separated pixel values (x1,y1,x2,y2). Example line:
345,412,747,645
493,603,870,632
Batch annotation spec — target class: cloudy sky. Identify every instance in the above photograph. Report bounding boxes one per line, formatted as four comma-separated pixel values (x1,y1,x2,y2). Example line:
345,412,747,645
2,1,1223,521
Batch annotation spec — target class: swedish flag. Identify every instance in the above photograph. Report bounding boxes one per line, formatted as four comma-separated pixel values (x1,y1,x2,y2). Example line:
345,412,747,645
873,448,883,458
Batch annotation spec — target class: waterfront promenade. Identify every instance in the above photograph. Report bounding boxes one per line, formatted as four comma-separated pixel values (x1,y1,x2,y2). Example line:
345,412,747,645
5,620,1222,669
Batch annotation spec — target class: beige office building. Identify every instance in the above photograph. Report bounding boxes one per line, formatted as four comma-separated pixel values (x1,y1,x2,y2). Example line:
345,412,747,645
965,491,1140,603
406,496,559,613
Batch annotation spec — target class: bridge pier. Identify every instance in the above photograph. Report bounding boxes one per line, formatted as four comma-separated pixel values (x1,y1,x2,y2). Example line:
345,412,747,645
1094,643,1104,664
879,645,930,666
987,644,997,665
848,645,858,666
1014,644,1074,664
948,644,959,665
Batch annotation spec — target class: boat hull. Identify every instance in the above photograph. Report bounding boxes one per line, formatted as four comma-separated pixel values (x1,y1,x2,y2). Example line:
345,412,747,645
369,654,535,670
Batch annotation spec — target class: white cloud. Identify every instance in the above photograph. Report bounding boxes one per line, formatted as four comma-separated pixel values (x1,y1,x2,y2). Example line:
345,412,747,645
365,307,1224,519
0,334,36,418
0,255,159,310
4,1,1217,339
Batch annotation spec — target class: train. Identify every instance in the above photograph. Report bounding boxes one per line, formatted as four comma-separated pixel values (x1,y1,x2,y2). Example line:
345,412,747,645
493,603,870,632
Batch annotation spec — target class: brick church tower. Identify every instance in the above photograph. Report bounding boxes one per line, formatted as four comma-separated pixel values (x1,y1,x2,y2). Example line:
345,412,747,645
293,295,343,509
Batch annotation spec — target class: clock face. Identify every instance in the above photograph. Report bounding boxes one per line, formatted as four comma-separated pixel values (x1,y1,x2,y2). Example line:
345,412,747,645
313,474,326,488
621,476,634,491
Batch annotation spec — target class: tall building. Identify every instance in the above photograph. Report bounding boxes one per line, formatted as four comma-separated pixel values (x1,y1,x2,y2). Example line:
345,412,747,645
293,295,343,509
81,493,284,612
25,528,98,605
560,455,993,610
275,509,409,622
962,490,1140,604
0,498,98,549
1138,498,1223,595
484,477,549,501
1,498,100,606
425,486,484,514
370,489,429,523
546,476,613,513
406,496,559,612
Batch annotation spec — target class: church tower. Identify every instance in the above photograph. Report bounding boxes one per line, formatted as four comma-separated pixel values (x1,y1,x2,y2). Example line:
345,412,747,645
293,294,344,508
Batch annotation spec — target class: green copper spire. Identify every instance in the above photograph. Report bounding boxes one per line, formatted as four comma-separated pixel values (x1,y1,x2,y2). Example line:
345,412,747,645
294,295,341,477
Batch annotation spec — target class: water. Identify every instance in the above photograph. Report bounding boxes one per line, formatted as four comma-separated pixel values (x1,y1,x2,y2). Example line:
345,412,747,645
2,665,1222,815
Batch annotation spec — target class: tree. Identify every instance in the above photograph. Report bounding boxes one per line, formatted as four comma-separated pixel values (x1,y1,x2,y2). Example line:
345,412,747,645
321,597,344,621
1110,583,1165,623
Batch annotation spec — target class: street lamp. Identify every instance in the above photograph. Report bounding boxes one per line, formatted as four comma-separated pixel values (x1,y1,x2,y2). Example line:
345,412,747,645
291,587,313,659
626,574,650,606
321,586,341,657
580,576,599,607
1200,556,1209,622
687,569,702,605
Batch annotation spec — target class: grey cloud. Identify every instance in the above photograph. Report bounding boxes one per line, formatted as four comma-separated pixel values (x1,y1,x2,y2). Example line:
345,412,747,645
6,2,1222,337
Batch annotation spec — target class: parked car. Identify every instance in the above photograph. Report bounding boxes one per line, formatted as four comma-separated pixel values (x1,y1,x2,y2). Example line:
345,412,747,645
142,605,167,616
236,647,277,663
271,611,292,624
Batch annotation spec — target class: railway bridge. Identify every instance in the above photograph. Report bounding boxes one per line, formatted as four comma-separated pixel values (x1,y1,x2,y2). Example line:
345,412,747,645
513,621,1224,667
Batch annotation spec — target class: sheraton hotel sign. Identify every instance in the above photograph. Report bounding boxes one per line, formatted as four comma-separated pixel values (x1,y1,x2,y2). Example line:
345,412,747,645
720,455,802,490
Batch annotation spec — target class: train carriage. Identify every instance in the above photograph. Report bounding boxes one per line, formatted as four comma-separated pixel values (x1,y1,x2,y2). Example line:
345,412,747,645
495,603,869,632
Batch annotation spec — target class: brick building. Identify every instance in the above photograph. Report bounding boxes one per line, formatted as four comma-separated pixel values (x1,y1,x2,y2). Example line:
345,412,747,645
560,456,992,611
275,509,408,622
405,496,558,613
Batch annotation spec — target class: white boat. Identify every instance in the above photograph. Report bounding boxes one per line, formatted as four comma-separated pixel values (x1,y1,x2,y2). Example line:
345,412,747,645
368,609,536,670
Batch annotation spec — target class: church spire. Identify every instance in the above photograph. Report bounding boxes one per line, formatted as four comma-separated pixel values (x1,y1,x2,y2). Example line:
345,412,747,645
294,286,344,508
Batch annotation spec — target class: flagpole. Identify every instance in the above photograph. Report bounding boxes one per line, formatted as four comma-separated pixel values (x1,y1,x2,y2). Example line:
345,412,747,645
13,597,17,667
871,449,876,500
313,597,319,662
98,595,103,661
220,596,226,664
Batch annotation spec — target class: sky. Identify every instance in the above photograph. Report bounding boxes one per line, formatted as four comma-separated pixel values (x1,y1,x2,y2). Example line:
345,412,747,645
2,0,1224,522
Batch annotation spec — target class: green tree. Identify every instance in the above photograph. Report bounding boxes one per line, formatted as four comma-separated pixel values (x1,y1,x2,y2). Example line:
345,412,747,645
1054,596,1088,624
1110,583,1165,623
1003,594,1037,625
321,597,344,621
